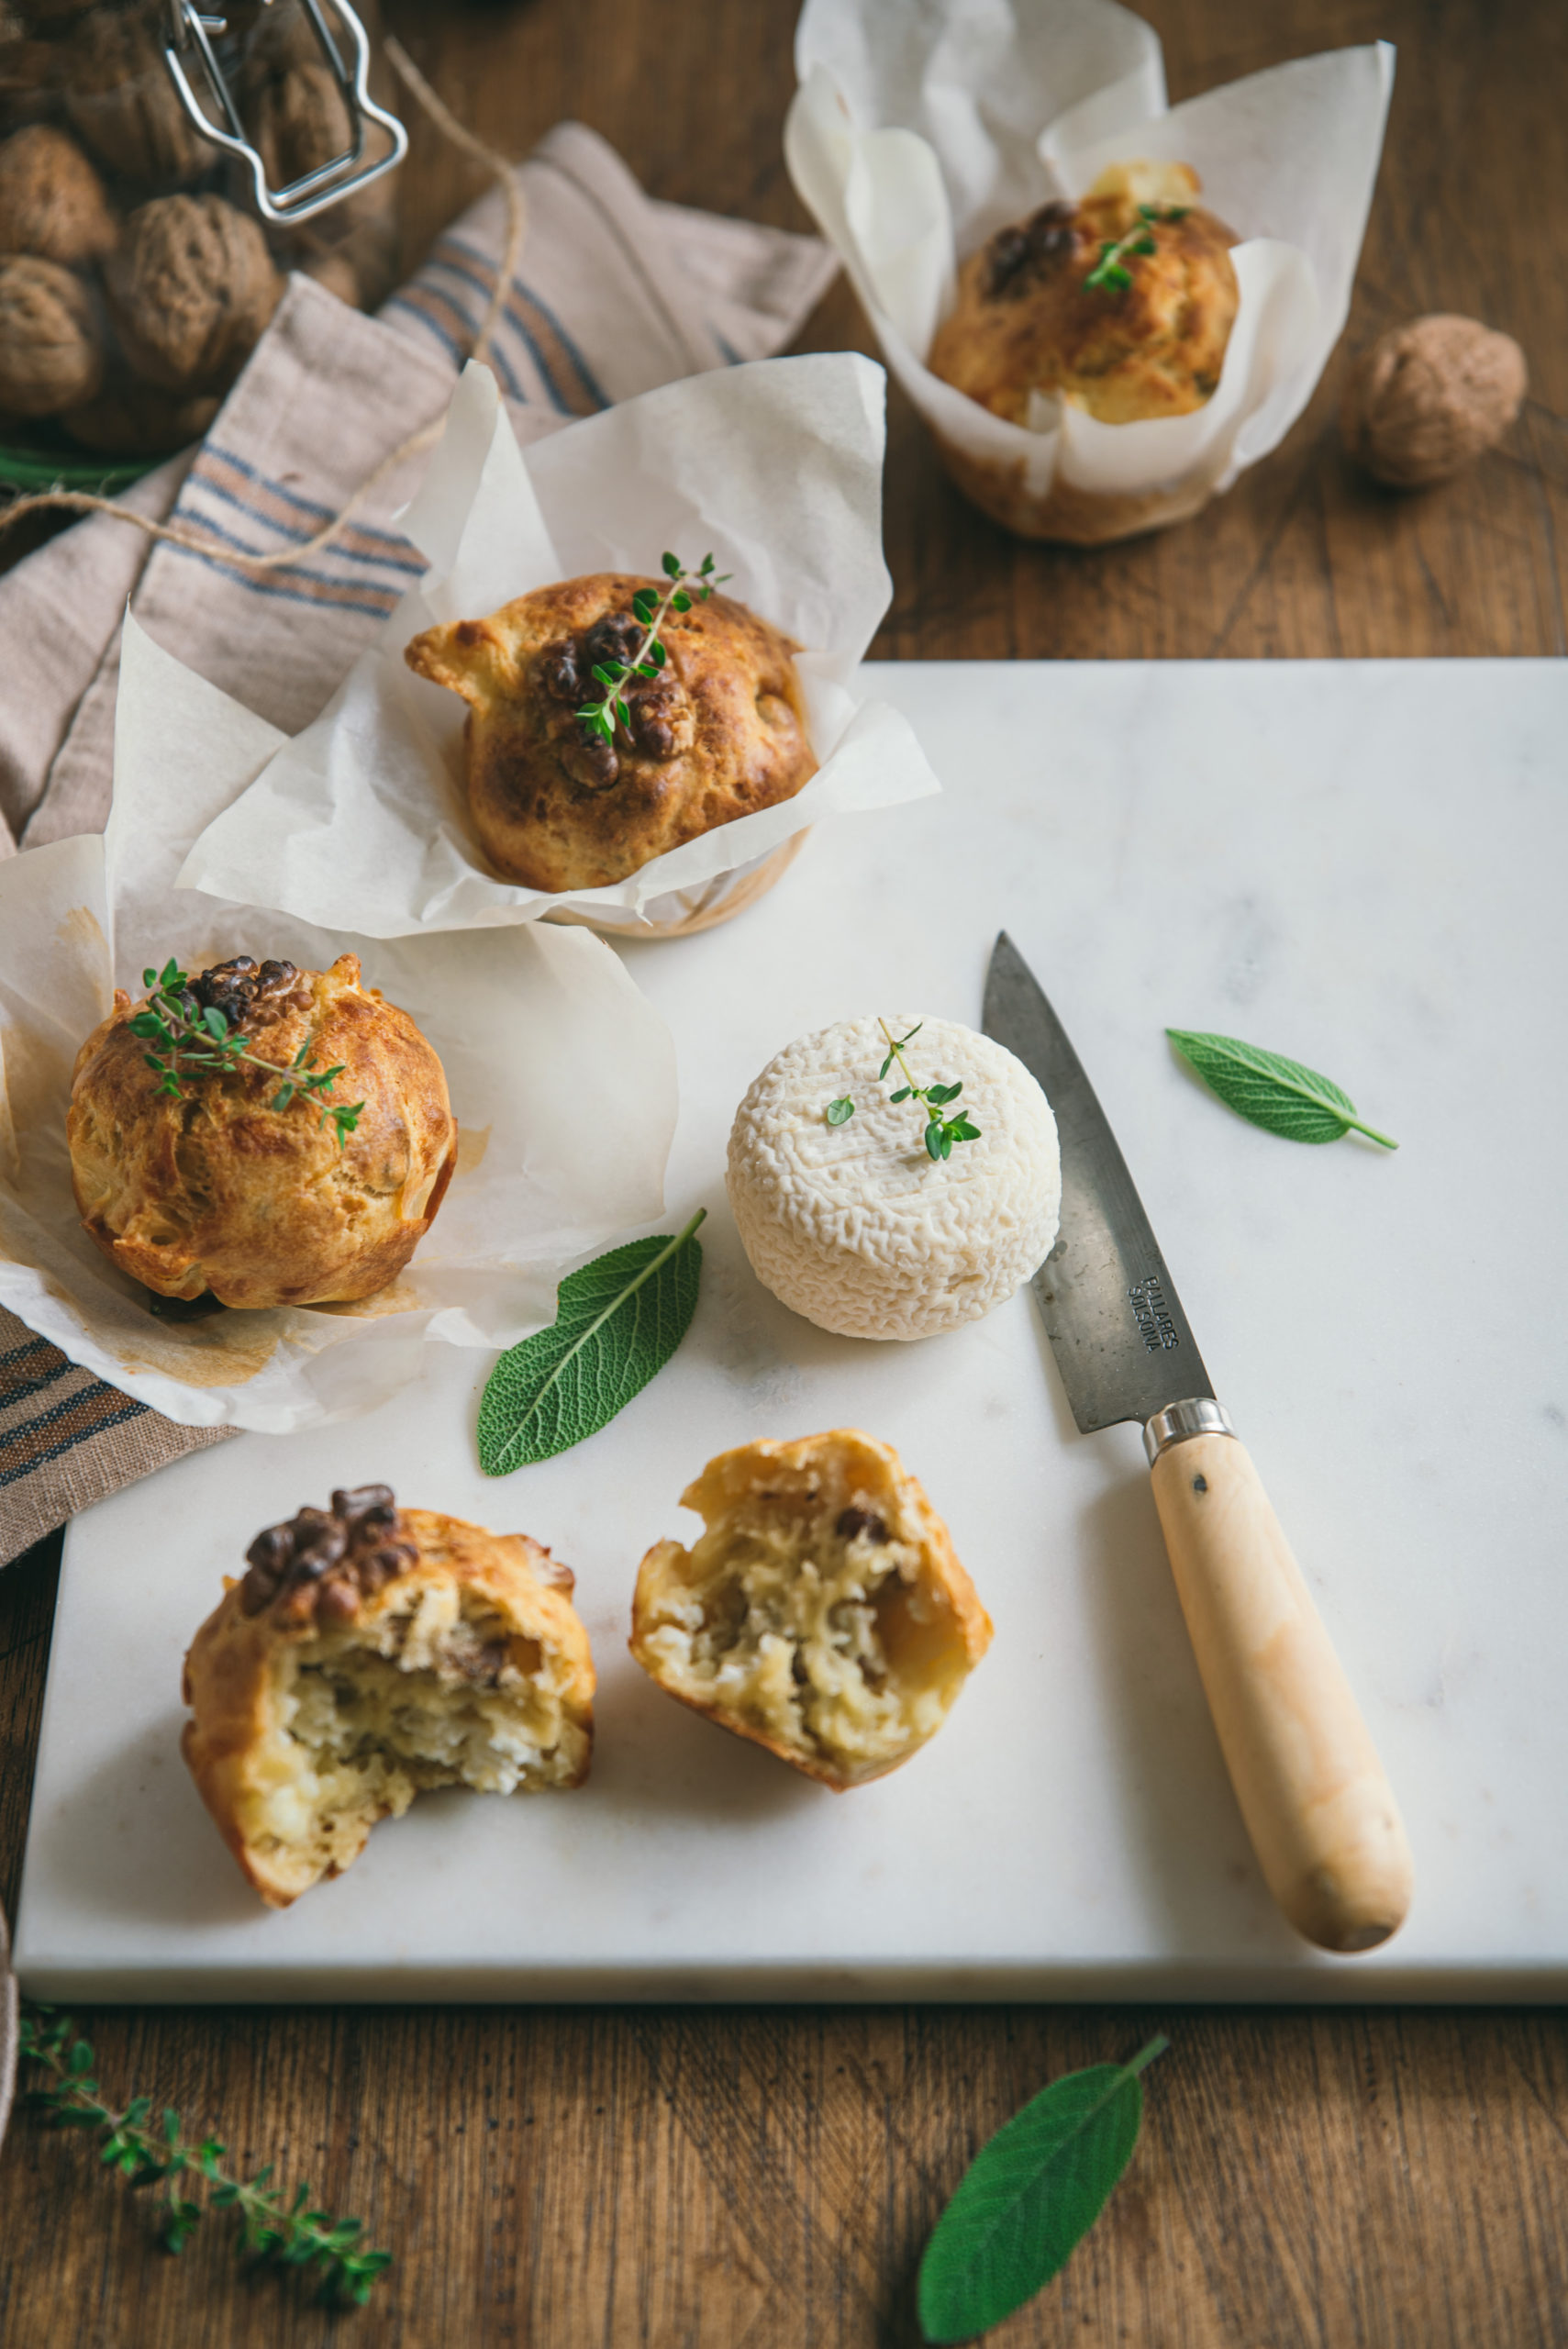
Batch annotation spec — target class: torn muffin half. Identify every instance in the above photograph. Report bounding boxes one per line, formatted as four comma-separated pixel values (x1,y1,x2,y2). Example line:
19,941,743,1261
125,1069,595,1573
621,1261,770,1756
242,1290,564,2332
629,1431,991,1788
182,1484,595,1908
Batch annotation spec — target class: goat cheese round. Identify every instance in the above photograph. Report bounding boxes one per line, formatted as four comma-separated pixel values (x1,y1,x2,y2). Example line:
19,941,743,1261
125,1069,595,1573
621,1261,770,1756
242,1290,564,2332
726,1014,1061,1341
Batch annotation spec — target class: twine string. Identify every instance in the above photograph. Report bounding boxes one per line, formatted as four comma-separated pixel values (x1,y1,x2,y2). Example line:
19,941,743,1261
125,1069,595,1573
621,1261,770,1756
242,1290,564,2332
0,33,527,568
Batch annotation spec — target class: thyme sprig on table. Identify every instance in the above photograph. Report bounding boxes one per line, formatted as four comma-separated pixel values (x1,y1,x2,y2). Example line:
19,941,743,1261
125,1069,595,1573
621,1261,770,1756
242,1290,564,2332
129,958,364,1150
574,551,730,746
825,1019,982,1163
1083,201,1191,294
18,2003,392,2308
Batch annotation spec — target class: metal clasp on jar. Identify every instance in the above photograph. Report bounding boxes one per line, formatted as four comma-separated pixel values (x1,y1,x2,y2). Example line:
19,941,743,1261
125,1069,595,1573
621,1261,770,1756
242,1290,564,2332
161,0,407,227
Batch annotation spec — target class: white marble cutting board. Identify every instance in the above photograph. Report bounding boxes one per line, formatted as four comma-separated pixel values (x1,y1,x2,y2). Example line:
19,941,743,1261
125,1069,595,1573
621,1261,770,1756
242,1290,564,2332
15,660,1567,2004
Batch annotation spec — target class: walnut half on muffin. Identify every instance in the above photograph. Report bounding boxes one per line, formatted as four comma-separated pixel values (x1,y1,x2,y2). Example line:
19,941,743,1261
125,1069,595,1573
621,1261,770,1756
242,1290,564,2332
929,161,1240,427
67,952,457,1309
182,1486,595,1908
404,572,817,891
630,1431,993,1789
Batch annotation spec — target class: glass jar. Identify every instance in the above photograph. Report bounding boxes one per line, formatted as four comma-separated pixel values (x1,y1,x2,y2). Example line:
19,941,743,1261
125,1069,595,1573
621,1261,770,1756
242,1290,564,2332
0,0,405,481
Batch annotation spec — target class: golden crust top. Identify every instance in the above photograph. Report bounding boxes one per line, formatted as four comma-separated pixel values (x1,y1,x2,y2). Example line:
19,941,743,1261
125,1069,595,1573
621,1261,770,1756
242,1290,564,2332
929,162,1240,427
66,952,457,1310
630,1429,992,1790
404,572,817,892
182,1497,595,1909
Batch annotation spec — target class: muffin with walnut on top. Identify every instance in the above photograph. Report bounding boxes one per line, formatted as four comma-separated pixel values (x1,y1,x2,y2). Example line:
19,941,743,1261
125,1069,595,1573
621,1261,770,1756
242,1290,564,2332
405,571,817,892
929,161,1240,427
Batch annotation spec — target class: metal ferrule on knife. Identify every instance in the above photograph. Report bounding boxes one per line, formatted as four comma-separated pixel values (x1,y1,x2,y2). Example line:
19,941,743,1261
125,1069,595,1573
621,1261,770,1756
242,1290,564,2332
1143,1397,1236,1465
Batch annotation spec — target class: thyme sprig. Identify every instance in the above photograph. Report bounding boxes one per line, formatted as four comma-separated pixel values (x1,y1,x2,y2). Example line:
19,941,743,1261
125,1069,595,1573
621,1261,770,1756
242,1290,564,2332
575,551,730,746
129,959,364,1150
1083,201,1191,294
825,1019,982,1163
18,2002,392,2308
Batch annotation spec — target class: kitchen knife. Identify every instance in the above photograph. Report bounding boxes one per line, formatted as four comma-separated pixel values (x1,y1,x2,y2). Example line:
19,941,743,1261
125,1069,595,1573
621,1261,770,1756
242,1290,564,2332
984,932,1413,1954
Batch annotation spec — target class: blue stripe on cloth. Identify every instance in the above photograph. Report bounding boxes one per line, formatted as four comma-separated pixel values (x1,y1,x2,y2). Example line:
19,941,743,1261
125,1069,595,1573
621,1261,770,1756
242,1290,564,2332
712,328,743,366
391,275,530,405
422,254,574,415
0,1385,149,1491
159,507,402,613
0,1351,73,1411
436,238,610,411
158,537,399,619
201,444,418,553
383,287,498,386
1,1333,52,1372
185,470,424,580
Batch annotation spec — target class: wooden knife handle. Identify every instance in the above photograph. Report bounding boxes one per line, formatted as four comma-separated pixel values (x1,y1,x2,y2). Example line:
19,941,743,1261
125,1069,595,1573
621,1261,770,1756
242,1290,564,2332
1149,1429,1414,1954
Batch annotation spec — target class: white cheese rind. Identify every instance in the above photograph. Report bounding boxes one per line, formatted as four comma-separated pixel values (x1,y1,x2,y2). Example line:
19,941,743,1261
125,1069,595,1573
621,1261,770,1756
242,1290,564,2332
726,1014,1061,1341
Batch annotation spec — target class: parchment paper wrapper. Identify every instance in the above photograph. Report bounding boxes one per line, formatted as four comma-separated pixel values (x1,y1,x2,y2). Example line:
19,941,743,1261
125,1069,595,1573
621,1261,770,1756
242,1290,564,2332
0,618,677,1433
786,0,1394,542
179,351,940,939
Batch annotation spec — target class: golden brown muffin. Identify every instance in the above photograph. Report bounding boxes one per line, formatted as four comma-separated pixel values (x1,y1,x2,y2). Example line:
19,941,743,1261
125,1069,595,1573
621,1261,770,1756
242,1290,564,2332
67,952,457,1309
404,572,817,892
183,1486,595,1908
629,1430,992,1789
929,161,1240,427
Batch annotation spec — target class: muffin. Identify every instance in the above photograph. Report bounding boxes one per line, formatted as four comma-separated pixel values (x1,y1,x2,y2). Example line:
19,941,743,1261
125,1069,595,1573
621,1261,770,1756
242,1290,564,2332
404,571,817,891
630,1430,992,1789
183,1486,595,1908
929,161,1240,427
67,952,457,1309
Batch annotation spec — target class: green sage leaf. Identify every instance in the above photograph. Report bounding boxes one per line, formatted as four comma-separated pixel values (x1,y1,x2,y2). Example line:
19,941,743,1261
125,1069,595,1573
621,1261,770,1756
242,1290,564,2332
477,1209,706,1475
1166,1030,1397,1149
917,2036,1168,2343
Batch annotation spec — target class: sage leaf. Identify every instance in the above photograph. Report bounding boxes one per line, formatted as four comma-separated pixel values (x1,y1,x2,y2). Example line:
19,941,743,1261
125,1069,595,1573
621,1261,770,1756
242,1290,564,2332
917,2035,1168,2343
1166,1030,1397,1150
477,1208,706,1475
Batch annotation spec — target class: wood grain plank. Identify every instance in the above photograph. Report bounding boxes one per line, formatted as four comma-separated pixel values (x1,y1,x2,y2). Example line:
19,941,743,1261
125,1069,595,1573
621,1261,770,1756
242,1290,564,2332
3,0,1567,2343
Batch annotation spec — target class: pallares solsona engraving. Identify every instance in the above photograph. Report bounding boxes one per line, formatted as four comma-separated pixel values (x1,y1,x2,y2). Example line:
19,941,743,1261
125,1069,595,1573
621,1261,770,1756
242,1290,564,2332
1129,1273,1180,1353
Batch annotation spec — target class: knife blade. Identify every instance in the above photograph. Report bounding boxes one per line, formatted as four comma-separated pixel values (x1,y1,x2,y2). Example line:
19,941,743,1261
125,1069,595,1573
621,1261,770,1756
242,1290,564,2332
984,932,1413,1955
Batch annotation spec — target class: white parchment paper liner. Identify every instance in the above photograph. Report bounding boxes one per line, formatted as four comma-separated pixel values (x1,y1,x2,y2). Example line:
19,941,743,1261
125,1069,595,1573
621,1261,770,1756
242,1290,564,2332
180,351,940,937
785,0,1394,536
0,618,677,1433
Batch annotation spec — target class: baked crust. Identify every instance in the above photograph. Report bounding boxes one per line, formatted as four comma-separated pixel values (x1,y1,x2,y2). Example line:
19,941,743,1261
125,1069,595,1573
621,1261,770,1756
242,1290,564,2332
66,952,457,1309
404,572,817,891
929,162,1240,427
182,1498,595,1909
629,1430,992,1789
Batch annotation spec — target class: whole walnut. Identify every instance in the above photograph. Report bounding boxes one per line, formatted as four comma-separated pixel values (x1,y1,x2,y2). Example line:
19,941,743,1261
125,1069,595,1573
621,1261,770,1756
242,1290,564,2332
254,58,352,188
1340,314,1528,489
0,122,117,266
64,1,207,183
0,251,102,415
106,194,283,393
62,375,218,456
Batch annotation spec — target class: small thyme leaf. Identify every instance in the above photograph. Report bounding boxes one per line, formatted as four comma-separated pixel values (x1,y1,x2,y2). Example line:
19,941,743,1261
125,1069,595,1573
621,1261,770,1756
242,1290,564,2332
477,1208,706,1474
1165,1029,1397,1149
825,1097,855,1127
917,2035,1169,2342
1084,202,1190,294
17,2001,391,2307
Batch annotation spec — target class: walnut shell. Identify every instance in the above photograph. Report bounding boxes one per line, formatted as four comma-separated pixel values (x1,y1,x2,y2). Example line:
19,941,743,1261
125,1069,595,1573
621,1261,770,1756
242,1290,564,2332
61,375,218,455
64,1,207,182
1340,314,1528,489
0,122,117,265
106,193,283,394
254,58,352,191
0,251,102,416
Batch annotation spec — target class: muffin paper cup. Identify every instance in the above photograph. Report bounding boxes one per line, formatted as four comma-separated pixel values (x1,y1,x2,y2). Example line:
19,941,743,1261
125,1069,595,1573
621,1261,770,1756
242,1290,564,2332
786,0,1393,540
177,351,940,936
0,617,677,1433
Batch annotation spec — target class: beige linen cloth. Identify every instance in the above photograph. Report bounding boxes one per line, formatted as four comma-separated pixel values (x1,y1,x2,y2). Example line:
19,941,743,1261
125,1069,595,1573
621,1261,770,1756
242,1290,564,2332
0,120,835,1565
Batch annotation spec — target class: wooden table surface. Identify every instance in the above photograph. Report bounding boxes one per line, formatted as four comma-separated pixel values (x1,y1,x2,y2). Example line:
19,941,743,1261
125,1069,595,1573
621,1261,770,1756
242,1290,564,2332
2,0,1565,2342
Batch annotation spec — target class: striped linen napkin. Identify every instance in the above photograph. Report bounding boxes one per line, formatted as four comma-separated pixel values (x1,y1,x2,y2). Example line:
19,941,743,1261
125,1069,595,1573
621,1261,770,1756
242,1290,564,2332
0,118,835,1566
